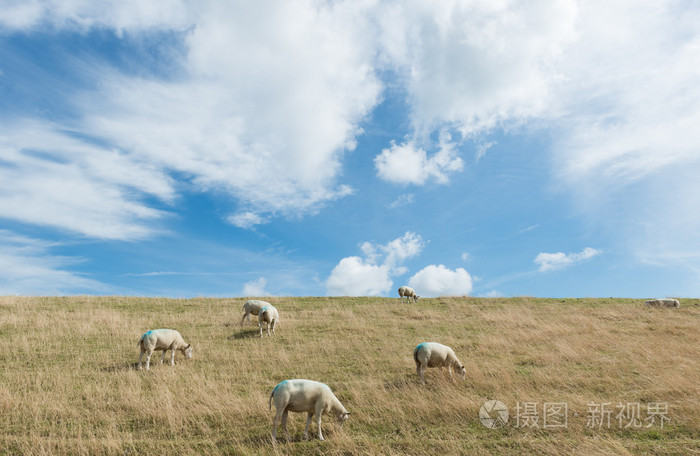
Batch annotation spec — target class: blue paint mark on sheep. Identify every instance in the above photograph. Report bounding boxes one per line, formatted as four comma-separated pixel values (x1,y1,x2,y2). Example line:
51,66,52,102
272,380,288,395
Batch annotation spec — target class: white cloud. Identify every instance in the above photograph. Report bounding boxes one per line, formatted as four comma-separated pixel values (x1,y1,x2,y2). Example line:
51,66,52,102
374,132,463,185
461,252,470,262
408,264,473,297
83,0,380,219
388,193,415,209
0,0,193,33
326,257,392,297
545,2,700,267
0,121,172,240
534,247,601,272
242,277,271,297
327,232,424,296
227,212,268,230
1,0,380,238
0,230,105,295
375,0,578,137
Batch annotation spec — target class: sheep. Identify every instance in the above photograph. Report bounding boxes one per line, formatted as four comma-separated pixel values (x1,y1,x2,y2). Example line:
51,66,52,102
241,299,269,325
645,298,680,308
413,342,466,385
269,379,350,443
398,286,419,303
137,329,192,371
258,305,280,337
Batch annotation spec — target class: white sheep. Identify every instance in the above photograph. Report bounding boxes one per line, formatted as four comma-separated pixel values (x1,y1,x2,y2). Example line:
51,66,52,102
241,299,268,325
269,379,350,443
398,286,419,303
137,329,193,371
258,305,280,337
413,342,466,385
645,298,680,308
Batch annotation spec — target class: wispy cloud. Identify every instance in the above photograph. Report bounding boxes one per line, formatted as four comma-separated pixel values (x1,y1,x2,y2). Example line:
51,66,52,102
388,193,415,209
242,277,272,297
534,247,601,272
0,230,106,295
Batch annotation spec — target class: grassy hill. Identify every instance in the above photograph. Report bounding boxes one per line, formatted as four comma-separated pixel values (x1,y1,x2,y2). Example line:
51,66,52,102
0,296,698,455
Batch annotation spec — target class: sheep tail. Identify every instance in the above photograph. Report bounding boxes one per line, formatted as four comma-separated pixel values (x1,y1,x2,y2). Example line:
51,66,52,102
269,386,276,410
413,346,419,364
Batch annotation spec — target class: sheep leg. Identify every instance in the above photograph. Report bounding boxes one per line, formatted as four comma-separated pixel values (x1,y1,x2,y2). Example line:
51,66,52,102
417,363,426,385
145,351,153,371
272,407,285,444
170,348,176,366
160,350,166,364
259,321,264,338
240,312,248,326
281,410,290,442
315,407,325,441
138,348,144,370
303,412,313,440
271,320,276,335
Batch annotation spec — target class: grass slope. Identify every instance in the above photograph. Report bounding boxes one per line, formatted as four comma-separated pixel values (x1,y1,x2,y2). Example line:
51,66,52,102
0,296,698,455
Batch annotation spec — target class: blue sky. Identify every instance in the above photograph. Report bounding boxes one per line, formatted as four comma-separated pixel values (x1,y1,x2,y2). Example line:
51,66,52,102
1,0,699,298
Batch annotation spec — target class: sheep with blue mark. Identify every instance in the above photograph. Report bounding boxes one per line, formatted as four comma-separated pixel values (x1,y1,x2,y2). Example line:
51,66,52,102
258,305,280,337
269,379,350,443
413,342,466,385
137,329,192,371
241,299,269,325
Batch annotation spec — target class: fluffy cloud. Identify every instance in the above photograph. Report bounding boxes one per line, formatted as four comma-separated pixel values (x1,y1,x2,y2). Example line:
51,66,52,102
326,257,392,297
375,0,578,135
0,0,380,238
242,277,271,297
408,264,473,297
326,232,424,296
0,230,105,295
374,133,463,185
534,247,601,272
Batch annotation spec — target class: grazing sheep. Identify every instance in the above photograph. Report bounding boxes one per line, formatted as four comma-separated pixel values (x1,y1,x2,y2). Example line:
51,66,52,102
137,329,192,371
241,299,269,325
259,305,279,337
398,286,419,303
413,342,466,385
269,379,350,443
645,298,680,308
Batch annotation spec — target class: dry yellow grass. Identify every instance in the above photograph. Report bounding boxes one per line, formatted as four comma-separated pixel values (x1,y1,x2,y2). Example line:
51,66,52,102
0,296,698,455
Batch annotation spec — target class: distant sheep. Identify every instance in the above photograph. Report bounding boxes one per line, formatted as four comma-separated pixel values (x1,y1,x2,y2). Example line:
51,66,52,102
398,286,419,303
137,329,192,371
241,299,268,325
259,305,280,337
413,342,465,385
269,379,350,443
645,298,680,308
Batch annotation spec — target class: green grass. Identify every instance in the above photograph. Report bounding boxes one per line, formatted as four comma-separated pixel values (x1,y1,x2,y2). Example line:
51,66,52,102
0,296,698,455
